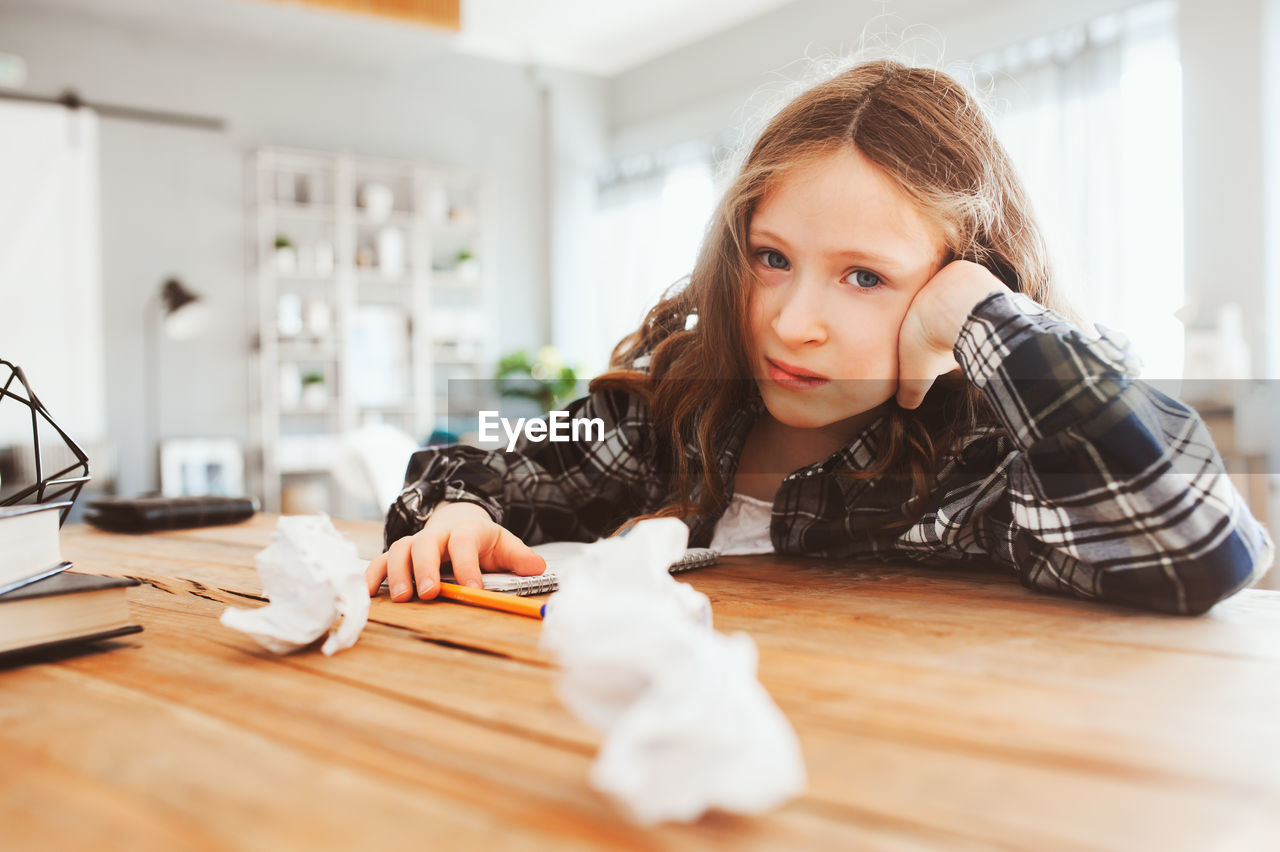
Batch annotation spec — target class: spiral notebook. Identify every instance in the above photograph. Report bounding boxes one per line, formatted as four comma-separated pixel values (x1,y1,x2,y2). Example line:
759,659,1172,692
440,544,721,596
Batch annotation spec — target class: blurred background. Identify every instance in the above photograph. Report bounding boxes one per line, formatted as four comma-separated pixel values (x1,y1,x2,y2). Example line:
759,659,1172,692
0,0,1277,555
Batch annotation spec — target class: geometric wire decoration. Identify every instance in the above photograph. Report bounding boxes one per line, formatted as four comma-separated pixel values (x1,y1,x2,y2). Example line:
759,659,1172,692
0,358,91,526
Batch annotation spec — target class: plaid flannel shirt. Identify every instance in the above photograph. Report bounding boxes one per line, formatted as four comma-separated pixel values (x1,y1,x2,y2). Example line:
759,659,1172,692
386,291,1273,614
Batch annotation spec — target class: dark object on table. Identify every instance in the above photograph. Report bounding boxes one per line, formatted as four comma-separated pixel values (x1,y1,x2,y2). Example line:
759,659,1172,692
85,495,257,532
0,571,142,661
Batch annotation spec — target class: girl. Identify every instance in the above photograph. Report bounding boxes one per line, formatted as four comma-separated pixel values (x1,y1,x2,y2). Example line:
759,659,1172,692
367,60,1273,615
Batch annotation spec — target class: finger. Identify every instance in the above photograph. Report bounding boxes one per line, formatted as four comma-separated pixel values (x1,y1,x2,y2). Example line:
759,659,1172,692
365,553,389,597
446,533,484,589
409,532,447,599
492,528,546,576
384,537,417,602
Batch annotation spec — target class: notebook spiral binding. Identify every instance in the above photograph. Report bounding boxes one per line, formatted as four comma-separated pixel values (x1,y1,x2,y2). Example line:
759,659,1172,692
499,547,720,596
499,573,561,596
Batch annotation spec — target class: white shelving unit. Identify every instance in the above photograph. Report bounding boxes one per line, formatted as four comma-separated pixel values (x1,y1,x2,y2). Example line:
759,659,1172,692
248,146,495,516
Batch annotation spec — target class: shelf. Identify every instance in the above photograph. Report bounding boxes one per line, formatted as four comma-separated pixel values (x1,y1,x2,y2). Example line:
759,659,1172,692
279,407,338,417
431,358,485,368
355,270,415,287
431,270,481,289
432,217,480,233
274,272,338,285
252,145,492,515
264,201,335,223
352,209,414,228
276,338,339,353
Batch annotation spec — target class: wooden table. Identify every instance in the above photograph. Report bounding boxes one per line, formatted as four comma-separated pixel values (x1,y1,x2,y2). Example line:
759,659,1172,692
3,516,1278,850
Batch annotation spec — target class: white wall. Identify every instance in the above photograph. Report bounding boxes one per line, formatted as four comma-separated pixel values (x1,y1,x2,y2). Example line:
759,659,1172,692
608,0,1148,154
544,67,611,376
1268,0,1280,381
1176,0,1279,541
1178,0,1269,377
97,118,243,497
0,6,606,495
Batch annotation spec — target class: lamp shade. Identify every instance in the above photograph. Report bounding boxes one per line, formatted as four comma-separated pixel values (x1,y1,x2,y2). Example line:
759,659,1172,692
159,278,208,340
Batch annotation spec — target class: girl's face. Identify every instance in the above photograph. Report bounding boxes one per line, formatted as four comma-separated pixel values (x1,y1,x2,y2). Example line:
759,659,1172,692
746,146,949,433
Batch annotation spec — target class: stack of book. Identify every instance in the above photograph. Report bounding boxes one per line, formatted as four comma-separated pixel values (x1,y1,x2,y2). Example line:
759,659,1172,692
0,502,141,661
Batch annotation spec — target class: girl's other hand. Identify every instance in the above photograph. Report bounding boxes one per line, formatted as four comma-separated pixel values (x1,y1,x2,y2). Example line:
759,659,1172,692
365,502,547,602
896,260,1010,409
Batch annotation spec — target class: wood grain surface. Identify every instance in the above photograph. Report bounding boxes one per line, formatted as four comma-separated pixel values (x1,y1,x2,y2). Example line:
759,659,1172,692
1,515,1277,850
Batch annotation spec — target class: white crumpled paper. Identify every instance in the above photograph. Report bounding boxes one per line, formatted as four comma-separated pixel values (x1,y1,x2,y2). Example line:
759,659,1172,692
220,514,370,656
539,518,807,825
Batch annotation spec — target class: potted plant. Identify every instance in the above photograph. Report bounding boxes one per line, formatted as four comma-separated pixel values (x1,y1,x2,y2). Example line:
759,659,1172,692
494,346,579,413
274,234,297,273
455,248,479,282
301,370,327,409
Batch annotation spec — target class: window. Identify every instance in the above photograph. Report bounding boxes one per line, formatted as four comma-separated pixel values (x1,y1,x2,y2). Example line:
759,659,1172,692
978,1,1184,379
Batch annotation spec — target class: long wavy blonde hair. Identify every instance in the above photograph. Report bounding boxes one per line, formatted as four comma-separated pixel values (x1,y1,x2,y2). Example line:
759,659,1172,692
593,60,1074,531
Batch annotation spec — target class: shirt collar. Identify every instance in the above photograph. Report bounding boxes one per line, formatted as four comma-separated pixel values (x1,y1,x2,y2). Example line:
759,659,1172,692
715,389,888,478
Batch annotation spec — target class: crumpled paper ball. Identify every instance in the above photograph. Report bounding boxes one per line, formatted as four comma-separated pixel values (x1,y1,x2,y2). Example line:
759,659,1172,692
539,518,807,824
221,514,369,656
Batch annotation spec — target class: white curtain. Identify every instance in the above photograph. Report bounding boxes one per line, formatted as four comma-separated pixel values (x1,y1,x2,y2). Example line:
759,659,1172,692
980,1,1184,379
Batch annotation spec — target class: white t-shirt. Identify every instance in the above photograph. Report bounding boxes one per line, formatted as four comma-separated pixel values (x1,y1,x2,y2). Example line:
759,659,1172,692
709,492,775,555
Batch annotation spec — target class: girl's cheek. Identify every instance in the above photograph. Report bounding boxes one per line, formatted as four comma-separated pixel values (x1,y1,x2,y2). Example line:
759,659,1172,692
855,333,900,379
748,288,778,329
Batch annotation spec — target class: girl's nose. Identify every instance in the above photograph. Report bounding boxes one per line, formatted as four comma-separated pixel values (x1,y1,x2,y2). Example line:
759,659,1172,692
771,278,827,346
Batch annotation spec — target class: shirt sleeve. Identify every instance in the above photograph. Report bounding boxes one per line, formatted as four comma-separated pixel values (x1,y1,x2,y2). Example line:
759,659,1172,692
951,290,1274,614
382,386,664,550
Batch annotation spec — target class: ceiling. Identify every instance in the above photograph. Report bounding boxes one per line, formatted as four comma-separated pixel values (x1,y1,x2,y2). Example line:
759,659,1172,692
0,0,804,76
459,0,800,75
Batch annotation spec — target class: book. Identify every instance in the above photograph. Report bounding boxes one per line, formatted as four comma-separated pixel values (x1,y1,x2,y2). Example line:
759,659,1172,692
0,502,73,595
441,544,721,596
0,571,143,658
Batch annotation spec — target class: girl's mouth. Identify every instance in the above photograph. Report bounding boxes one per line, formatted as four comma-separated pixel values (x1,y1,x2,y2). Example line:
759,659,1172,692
765,357,829,390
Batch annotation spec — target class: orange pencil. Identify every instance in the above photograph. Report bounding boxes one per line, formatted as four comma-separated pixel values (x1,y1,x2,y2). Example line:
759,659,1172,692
436,581,546,619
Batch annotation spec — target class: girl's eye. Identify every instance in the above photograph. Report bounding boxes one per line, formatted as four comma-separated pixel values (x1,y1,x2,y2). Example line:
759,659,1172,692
758,250,789,270
846,269,882,289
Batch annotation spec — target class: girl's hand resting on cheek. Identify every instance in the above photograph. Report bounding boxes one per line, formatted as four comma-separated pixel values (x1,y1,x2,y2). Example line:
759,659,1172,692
365,501,546,602
896,260,1011,409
